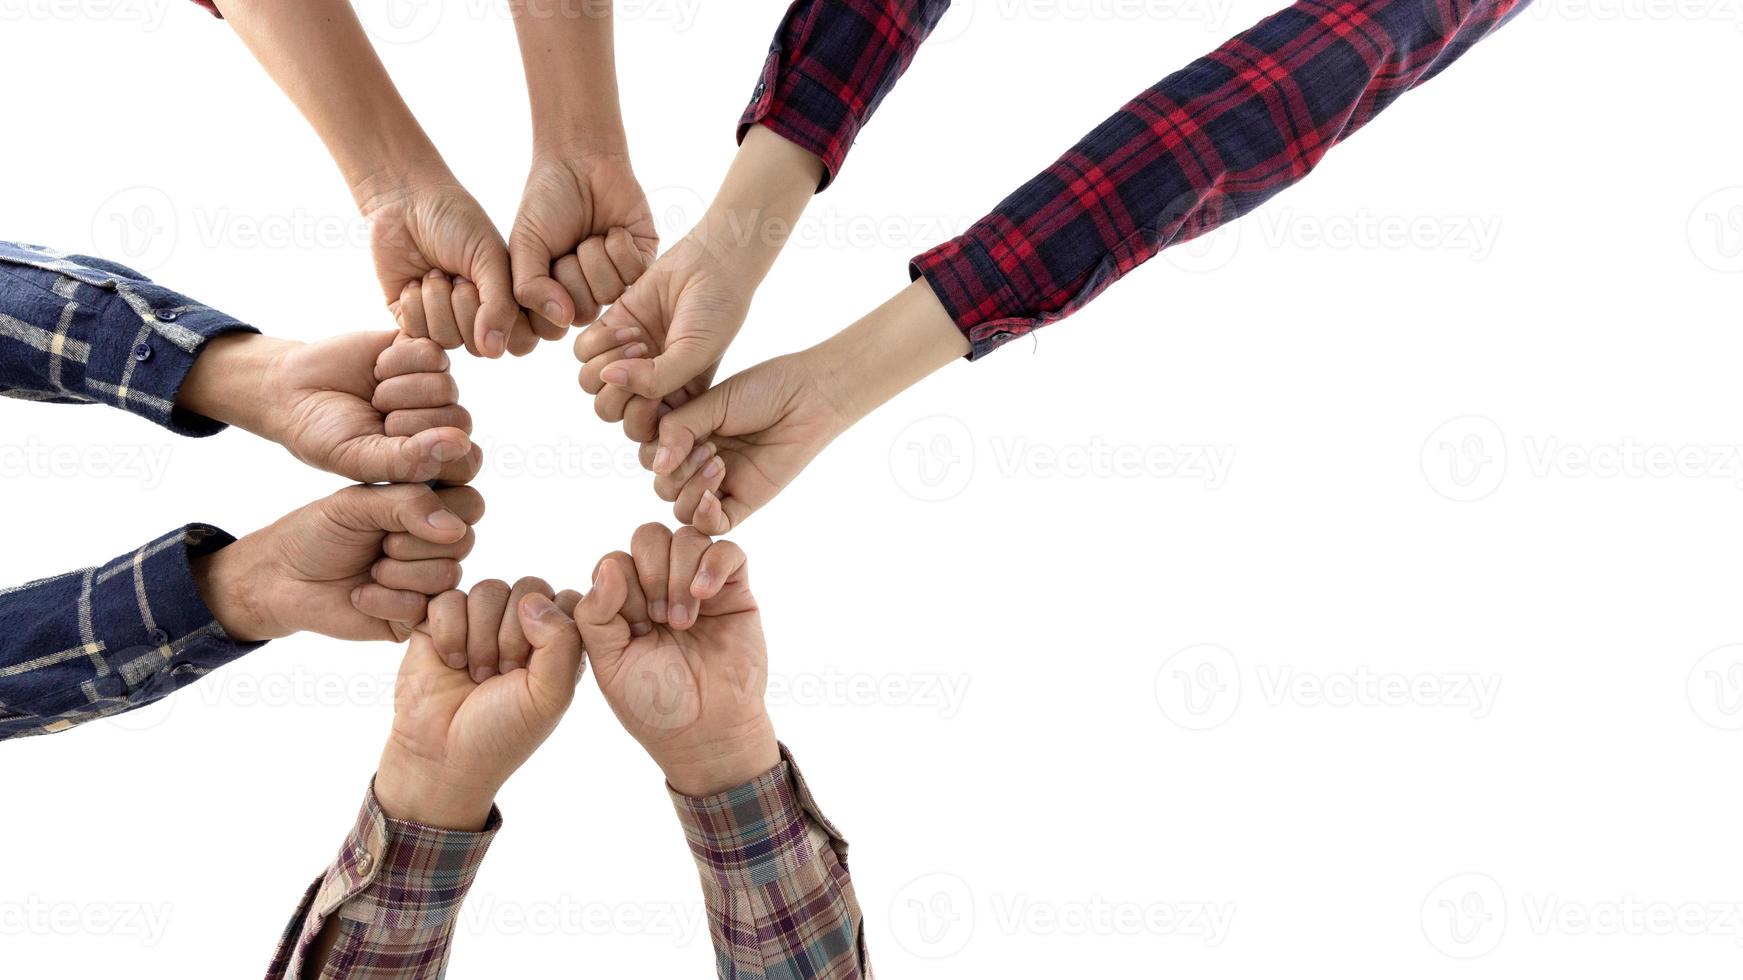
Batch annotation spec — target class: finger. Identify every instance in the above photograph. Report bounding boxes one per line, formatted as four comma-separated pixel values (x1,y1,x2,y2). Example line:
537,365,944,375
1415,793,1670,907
654,385,730,475
554,253,601,328
471,241,520,359
622,395,663,444
329,483,470,543
466,579,511,681
372,557,463,594
398,281,428,339
375,335,449,380
435,484,486,524
605,227,649,289
421,272,463,350
579,342,648,396
573,310,640,363
498,576,554,673
599,334,716,401
692,538,749,603
373,373,460,413
671,455,726,525
436,443,485,486
578,237,626,305
665,526,711,630
654,441,718,502
595,383,634,425
509,228,575,334
639,440,658,471
629,523,673,625
384,527,476,562
384,405,473,438
399,427,474,477
506,313,541,357
451,278,483,357
574,560,631,674
427,589,469,669
351,583,428,630
594,550,650,635
520,591,584,700
696,488,750,536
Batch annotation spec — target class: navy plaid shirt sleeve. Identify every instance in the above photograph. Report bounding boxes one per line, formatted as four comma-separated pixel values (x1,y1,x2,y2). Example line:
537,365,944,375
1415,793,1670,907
0,524,261,740
671,745,868,979
910,0,1530,360
740,0,951,189
266,781,503,980
0,241,258,435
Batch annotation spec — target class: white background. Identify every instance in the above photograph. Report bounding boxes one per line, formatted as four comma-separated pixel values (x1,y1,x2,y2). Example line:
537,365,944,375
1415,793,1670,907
3,1,1742,977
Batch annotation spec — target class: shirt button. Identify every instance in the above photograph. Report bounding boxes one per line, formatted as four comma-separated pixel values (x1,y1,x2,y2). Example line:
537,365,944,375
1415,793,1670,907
355,850,373,874
991,331,1014,341
147,628,169,645
156,310,179,321
171,663,197,677
132,343,152,362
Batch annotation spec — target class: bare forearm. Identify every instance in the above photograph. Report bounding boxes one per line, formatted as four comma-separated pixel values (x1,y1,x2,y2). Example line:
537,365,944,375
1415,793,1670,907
698,125,826,277
214,0,449,204
814,278,970,425
513,0,628,152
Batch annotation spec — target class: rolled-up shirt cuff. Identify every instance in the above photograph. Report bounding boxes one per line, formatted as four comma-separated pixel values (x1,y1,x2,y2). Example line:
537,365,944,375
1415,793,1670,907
669,744,850,892
910,235,1051,361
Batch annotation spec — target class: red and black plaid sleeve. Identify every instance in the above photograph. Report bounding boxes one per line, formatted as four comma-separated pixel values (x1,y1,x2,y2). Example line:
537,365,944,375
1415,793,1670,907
911,0,1530,360
740,0,951,189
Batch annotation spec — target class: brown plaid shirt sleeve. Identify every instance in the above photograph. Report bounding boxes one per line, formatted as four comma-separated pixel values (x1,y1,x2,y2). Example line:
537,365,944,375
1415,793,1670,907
671,745,869,979
265,782,502,980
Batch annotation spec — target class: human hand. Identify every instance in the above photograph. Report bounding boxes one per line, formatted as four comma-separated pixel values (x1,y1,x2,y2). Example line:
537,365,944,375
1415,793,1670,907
573,126,824,442
179,330,482,485
648,279,971,533
190,483,485,644
360,177,534,358
509,149,657,341
575,524,777,796
374,582,584,830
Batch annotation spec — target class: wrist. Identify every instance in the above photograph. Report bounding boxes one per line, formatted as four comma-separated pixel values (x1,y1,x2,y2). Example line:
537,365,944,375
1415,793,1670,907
349,155,459,219
812,278,970,422
190,535,280,643
177,332,297,440
691,126,825,275
658,719,781,798
374,757,497,832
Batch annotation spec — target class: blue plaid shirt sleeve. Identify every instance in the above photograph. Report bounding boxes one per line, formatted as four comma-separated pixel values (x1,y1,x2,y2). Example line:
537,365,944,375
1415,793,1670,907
0,240,258,436
0,523,263,740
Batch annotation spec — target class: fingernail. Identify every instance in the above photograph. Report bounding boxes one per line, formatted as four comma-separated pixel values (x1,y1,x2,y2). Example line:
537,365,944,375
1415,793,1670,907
349,587,364,605
623,343,647,359
652,447,673,472
445,651,466,669
692,570,714,594
631,622,652,637
704,457,724,478
500,660,522,673
523,593,557,620
656,403,672,418
670,603,689,627
485,329,506,356
701,489,720,512
426,269,445,281
431,442,462,463
592,565,604,588
688,444,712,467
427,509,465,533
614,328,639,343
650,599,668,623
471,665,493,683
543,300,564,323
601,364,628,386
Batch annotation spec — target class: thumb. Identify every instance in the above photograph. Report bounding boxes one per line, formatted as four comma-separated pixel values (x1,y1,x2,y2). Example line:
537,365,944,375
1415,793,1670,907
331,483,471,544
575,559,632,676
364,427,472,483
520,590,585,699
509,229,574,333
602,332,716,401
652,381,731,476
470,240,522,359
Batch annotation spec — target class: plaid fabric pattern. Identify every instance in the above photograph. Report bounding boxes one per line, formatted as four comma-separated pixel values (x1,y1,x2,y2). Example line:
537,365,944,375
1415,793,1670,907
741,0,950,189
266,783,503,980
672,745,868,979
0,524,259,739
1,241,257,434
910,0,1530,359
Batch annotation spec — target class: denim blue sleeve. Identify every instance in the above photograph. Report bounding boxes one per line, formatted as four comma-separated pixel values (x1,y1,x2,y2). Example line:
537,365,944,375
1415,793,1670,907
0,240,257,436
0,524,263,740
